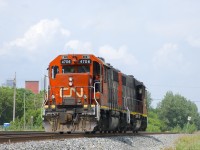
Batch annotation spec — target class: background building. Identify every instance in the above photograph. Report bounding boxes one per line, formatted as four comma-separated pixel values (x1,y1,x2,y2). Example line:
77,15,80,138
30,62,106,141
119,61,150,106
2,79,14,87
25,81,39,94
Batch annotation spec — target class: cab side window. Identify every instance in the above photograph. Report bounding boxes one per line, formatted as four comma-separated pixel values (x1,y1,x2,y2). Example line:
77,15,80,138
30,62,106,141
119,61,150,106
51,66,59,79
93,61,100,76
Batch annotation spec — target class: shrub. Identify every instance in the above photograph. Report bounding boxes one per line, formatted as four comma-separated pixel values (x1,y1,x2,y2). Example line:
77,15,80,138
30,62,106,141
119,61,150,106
183,123,197,134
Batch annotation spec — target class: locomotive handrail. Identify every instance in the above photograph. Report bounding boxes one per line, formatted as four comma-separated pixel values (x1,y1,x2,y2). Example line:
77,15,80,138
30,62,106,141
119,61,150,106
41,92,49,119
42,98,48,107
73,85,101,121
93,82,101,121
125,97,131,124
127,107,130,124
124,97,144,118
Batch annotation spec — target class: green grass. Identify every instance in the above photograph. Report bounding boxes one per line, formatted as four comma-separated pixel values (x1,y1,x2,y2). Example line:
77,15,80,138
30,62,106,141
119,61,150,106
175,135,200,150
165,134,200,150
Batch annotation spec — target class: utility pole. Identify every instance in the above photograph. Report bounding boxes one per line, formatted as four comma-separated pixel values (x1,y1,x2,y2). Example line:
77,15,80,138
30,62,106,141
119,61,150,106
13,72,16,122
24,92,26,130
44,75,47,101
186,116,191,133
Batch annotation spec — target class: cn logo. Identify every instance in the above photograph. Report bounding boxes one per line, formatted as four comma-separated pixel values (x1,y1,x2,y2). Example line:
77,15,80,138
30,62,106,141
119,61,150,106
60,87,83,98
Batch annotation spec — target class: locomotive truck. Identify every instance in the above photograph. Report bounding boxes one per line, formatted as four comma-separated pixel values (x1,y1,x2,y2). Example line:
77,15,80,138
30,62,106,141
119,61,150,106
43,54,147,133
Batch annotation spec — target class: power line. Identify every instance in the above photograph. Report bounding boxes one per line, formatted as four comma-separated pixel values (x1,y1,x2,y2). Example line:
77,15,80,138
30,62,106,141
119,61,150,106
151,98,200,102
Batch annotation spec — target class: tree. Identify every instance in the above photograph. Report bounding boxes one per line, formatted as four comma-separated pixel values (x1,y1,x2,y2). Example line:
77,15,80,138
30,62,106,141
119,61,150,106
0,86,44,130
146,91,153,110
145,91,164,132
0,87,14,124
157,91,200,131
147,109,163,132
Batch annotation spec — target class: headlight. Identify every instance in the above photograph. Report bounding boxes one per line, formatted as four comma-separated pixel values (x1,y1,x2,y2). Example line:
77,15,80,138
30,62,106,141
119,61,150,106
51,105,56,109
84,105,88,109
52,95,55,99
44,105,49,109
69,81,73,86
69,77,73,81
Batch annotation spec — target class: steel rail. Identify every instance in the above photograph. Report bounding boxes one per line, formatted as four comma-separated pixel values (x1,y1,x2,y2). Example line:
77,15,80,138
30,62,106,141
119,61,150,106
0,131,178,144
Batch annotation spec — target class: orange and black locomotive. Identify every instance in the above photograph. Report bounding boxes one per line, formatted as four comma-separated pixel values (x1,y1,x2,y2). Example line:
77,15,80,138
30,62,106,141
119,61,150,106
43,54,147,133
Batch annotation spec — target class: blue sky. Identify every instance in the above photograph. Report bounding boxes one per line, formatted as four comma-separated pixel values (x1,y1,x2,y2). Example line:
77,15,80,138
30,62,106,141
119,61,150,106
0,0,200,111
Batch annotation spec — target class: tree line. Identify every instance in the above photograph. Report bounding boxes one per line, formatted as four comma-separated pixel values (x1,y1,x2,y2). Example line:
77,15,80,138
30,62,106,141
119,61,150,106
0,86,200,132
147,91,200,133
0,86,43,130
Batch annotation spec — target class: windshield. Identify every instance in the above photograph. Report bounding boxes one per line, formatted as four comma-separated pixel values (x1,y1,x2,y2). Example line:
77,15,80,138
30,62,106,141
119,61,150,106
62,65,90,73
78,66,90,73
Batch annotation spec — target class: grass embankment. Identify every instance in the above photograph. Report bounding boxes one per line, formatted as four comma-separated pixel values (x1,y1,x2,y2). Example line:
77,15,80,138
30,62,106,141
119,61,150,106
165,133,200,150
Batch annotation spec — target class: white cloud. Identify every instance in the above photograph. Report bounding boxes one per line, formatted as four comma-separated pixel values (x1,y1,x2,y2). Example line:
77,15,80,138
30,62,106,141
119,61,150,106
187,36,200,48
60,28,70,36
64,42,138,70
10,19,70,50
64,40,94,54
0,19,70,56
153,43,184,69
98,45,138,66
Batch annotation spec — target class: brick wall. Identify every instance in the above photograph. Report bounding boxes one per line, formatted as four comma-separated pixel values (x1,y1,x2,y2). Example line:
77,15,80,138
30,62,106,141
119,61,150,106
25,81,39,94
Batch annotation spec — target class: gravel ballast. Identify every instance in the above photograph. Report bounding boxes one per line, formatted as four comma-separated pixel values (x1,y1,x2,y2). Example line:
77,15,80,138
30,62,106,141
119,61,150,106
0,134,183,150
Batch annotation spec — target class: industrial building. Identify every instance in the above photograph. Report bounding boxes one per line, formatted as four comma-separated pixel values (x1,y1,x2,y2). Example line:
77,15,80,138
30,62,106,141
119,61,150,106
25,81,39,94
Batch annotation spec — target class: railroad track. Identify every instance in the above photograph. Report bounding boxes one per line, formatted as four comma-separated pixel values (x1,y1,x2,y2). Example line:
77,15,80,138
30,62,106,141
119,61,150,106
0,131,178,144
0,131,70,144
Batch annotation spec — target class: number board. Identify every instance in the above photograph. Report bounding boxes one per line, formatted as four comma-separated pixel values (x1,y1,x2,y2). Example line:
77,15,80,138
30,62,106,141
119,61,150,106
78,59,92,64
61,59,72,64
